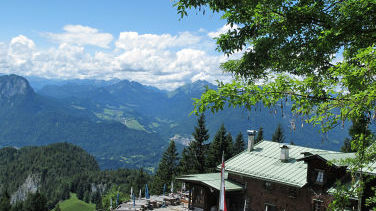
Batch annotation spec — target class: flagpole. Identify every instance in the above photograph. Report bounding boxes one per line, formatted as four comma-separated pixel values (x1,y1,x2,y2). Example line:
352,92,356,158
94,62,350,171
219,152,223,210
219,151,227,211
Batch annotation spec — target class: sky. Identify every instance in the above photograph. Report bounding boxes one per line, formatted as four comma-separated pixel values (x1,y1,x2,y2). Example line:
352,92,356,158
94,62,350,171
0,0,239,90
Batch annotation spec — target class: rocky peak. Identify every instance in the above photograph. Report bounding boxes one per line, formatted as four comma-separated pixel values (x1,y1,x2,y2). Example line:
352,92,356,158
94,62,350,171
11,174,40,204
0,74,34,99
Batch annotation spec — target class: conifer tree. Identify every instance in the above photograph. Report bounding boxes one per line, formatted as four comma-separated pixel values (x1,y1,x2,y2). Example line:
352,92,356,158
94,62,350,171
178,148,195,175
255,127,264,144
190,113,210,173
23,192,48,211
0,191,11,211
341,138,352,153
206,124,233,172
10,202,23,211
91,191,102,210
341,116,373,153
95,197,103,211
272,124,285,143
135,168,147,192
233,132,245,155
83,191,90,203
152,140,179,194
55,204,61,211
225,133,233,156
61,183,70,200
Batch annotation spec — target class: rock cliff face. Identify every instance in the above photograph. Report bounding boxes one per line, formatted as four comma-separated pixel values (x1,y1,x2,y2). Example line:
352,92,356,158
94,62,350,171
91,183,107,194
0,74,34,99
11,174,40,204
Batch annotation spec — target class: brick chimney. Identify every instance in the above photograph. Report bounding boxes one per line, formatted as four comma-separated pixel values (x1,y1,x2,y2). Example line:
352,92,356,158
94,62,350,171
280,144,289,162
247,130,257,152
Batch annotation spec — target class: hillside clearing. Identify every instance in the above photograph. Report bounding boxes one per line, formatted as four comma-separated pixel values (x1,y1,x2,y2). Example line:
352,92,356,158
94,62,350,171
53,193,95,211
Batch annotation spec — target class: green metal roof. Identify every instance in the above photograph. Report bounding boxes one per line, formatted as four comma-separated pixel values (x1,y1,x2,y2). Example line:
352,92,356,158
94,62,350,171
361,161,376,175
222,141,347,188
316,152,355,163
299,152,356,167
177,173,243,192
301,151,376,175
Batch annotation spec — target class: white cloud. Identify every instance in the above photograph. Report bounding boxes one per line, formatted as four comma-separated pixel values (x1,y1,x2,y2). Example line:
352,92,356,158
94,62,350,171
8,35,35,66
115,31,201,50
1,26,235,90
208,24,239,38
46,25,113,48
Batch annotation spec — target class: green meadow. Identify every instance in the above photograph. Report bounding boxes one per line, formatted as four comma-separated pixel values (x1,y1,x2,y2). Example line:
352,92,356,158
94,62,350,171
53,193,95,211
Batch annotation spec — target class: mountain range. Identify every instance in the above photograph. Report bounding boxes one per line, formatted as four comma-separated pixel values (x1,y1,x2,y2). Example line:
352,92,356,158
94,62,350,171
0,74,351,170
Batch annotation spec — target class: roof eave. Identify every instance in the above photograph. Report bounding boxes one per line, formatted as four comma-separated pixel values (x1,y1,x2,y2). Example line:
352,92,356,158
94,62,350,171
176,179,243,192
226,169,306,188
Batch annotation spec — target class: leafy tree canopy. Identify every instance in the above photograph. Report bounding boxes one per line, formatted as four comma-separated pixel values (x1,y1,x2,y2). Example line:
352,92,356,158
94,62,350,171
175,0,376,132
174,0,376,209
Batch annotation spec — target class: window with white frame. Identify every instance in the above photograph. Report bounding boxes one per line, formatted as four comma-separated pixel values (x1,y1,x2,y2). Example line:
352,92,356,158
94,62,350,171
315,170,324,184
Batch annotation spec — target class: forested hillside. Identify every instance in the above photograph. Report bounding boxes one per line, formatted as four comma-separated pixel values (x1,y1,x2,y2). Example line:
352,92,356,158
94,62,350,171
0,143,97,208
0,143,151,210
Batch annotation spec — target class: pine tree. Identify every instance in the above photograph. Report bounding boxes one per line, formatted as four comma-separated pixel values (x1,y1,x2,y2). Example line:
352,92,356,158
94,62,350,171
178,148,195,175
83,191,90,203
135,168,148,192
255,127,264,144
77,185,85,200
91,191,102,210
10,202,23,211
233,132,245,155
225,133,233,156
95,197,103,211
62,184,70,200
206,124,233,172
341,116,373,153
341,138,352,153
23,192,48,211
0,191,11,211
190,113,210,173
272,124,285,143
152,140,179,194
55,204,61,211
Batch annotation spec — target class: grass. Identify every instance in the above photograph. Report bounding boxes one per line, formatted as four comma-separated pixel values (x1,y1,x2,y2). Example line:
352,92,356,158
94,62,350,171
52,193,95,211
124,118,146,131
